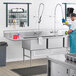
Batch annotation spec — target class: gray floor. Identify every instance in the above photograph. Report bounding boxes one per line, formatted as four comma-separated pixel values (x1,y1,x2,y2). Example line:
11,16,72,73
0,58,47,76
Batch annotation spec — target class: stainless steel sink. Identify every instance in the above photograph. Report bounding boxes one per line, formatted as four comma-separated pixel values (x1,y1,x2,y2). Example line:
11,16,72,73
3,30,64,40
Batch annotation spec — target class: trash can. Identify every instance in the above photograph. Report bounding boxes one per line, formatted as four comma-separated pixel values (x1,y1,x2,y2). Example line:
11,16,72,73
0,42,8,66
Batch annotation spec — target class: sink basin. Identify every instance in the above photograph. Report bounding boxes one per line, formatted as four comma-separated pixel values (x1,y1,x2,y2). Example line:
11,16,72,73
23,31,42,38
41,31,54,37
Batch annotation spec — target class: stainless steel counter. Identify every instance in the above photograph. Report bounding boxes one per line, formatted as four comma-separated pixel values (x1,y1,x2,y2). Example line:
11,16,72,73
48,54,76,70
48,54,76,76
4,29,68,41
5,35,67,41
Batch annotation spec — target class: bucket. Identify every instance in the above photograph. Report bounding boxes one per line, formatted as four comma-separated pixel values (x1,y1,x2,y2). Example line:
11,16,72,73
13,35,19,39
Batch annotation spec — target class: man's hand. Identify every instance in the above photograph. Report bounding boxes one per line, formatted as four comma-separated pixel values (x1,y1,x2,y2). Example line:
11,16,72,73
68,29,73,34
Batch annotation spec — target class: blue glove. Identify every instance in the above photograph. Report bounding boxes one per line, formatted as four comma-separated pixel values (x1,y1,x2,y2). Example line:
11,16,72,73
65,31,68,35
62,18,65,23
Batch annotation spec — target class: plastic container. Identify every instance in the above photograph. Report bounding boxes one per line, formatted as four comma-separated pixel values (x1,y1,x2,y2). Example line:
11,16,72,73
13,35,19,39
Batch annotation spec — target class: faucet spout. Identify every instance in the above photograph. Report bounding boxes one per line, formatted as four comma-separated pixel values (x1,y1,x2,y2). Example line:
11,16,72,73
54,3,64,33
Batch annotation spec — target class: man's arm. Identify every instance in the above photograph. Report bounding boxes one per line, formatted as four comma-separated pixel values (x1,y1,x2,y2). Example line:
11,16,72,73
65,23,70,27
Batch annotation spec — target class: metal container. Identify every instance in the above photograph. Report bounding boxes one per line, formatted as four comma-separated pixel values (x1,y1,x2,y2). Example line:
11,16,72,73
65,53,76,62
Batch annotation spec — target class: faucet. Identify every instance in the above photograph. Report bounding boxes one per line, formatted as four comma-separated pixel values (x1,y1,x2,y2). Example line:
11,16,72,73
54,3,64,33
38,3,44,30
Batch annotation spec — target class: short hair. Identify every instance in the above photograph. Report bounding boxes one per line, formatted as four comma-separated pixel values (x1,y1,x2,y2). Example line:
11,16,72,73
71,13,76,17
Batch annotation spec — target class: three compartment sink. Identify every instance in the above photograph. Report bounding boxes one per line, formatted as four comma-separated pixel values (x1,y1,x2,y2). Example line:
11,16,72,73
3,30,64,40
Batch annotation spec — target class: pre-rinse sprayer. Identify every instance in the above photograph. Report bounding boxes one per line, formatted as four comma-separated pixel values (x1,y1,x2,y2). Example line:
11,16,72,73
54,3,64,33
38,3,44,30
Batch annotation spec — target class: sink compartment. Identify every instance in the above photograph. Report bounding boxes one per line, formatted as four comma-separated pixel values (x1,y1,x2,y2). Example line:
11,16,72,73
48,36,63,49
22,39,46,50
22,31,42,38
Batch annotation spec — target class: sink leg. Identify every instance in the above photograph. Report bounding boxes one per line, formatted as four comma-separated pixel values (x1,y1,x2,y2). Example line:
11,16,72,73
23,48,32,66
30,50,32,67
23,48,25,62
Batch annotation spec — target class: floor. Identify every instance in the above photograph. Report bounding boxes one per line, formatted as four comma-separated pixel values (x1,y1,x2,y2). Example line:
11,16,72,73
0,58,47,76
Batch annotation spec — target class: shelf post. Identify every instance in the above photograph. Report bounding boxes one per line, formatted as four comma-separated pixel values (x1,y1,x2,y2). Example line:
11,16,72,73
27,4,29,26
65,3,67,21
6,4,8,27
